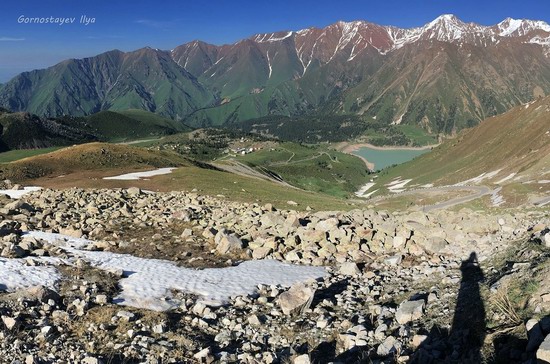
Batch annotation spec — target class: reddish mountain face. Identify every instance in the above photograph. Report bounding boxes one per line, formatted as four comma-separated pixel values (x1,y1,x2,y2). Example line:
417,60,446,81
2,15,550,133
174,14,550,80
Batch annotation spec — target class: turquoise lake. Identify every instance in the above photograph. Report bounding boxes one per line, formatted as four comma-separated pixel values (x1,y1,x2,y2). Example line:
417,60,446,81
352,147,429,171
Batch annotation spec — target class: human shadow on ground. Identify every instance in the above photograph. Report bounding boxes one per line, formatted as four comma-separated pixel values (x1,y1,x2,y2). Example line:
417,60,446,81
411,251,486,363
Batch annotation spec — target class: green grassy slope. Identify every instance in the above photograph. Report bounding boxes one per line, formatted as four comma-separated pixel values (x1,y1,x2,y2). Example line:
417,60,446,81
118,109,190,131
0,147,64,163
84,110,188,141
228,142,370,198
373,96,550,192
2,142,360,211
0,143,188,181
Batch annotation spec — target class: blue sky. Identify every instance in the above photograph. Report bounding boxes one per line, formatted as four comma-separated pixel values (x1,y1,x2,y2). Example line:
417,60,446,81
1,0,550,82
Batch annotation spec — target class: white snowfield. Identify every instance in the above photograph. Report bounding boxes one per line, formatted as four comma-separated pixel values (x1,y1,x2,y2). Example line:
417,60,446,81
103,167,176,181
0,257,60,292
0,186,42,199
16,232,326,311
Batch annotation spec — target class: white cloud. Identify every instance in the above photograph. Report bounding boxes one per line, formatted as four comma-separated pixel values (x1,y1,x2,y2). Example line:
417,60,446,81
0,37,25,41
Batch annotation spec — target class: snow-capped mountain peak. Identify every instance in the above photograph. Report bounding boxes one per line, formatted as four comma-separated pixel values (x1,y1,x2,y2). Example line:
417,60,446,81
239,14,550,69
496,17,550,37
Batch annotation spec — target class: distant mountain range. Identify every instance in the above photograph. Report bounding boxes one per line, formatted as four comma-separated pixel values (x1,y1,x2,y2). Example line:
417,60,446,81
2,15,550,134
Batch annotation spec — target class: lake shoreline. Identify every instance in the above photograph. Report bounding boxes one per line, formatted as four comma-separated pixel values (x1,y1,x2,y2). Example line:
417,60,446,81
336,142,437,171
339,142,438,153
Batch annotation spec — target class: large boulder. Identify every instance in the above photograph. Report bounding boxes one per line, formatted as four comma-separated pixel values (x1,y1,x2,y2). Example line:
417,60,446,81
278,283,315,315
395,299,425,324
215,232,244,255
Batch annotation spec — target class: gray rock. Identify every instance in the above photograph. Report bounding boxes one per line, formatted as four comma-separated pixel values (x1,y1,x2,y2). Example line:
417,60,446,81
95,294,108,305
82,357,103,364
194,347,211,360
384,255,402,266
126,187,142,196
537,333,550,363
315,218,339,232
1,316,17,330
116,310,136,322
278,283,315,315
377,336,401,356
153,323,165,334
293,354,311,364
247,314,262,326
395,299,425,324
252,246,272,259
338,262,360,276
216,232,243,255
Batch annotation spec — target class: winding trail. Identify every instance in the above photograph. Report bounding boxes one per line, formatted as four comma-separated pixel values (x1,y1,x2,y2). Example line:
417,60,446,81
212,160,297,189
370,185,493,211
421,186,492,212
270,152,339,166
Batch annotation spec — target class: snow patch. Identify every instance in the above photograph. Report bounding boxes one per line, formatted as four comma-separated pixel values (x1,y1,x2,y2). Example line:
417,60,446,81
386,178,412,193
26,231,93,250
266,51,272,79
19,232,326,311
499,18,524,36
0,187,42,199
256,32,293,43
491,187,505,207
355,182,376,197
495,173,516,184
0,257,61,292
362,189,378,198
103,168,175,180
454,169,502,186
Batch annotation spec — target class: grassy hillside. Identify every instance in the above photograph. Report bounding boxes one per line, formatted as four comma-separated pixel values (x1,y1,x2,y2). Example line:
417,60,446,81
0,147,64,163
2,142,360,211
149,129,370,198
82,110,189,142
230,142,370,198
0,108,191,156
0,143,188,181
370,96,550,198
150,129,269,161
117,109,190,131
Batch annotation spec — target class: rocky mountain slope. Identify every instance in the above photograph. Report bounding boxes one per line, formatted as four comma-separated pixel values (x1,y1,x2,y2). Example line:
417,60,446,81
0,186,549,362
2,15,550,134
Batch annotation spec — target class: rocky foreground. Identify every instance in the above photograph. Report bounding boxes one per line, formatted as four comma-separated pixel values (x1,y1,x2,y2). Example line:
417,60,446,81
0,187,550,363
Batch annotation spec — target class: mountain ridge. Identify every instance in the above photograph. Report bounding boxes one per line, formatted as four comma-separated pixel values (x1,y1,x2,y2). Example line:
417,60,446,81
2,14,550,134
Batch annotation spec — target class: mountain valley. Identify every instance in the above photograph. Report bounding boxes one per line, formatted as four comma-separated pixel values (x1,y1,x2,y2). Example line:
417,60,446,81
2,7,550,364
